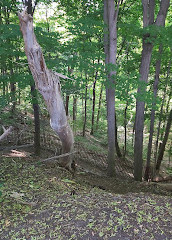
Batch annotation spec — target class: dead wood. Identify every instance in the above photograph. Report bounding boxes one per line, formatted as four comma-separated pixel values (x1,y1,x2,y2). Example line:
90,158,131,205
18,8,74,170
0,126,13,141
40,151,77,163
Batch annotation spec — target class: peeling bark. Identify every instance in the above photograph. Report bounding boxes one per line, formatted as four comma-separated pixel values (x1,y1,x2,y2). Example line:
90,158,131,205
18,9,74,170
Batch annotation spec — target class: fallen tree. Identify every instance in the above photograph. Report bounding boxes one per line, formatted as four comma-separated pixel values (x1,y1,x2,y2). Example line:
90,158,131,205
0,126,13,142
18,8,74,171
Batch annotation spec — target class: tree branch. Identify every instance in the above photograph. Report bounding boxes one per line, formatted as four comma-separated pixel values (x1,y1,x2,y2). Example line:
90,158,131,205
40,151,77,163
0,126,13,141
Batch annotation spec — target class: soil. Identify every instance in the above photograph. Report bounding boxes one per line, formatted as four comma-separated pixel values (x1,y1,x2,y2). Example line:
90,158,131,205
0,143,172,240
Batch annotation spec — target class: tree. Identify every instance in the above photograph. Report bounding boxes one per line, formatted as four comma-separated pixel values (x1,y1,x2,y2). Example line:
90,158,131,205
156,109,172,171
18,9,74,171
134,0,170,181
104,0,120,176
144,45,163,181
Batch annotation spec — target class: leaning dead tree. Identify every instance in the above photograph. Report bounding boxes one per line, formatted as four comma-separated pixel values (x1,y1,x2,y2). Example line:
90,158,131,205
18,9,74,171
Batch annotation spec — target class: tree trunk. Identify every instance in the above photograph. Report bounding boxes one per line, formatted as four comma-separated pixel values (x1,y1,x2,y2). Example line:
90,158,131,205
73,97,77,121
91,59,99,135
144,45,162,181
154,62,170,163
124,101,128,157
134,41,153,181
83,83,88,137
156,109,172,171
18,9,74,171
10,68,16,114
104,0,120,176
90,79,97,135
115,113,122,158
159,94,171,142
65,95,69,116
132,116,135,147
96,84,103,129
30,79,40,155
134,0,169,181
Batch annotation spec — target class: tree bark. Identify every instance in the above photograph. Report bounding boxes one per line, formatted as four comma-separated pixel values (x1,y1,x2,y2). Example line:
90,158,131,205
156,109,172,171
83,83,88,137
90,79,97,135
154,61,171,163
104,0,120,176
96,84,103,129
18,9,74,170
124,101,128,157
134,41,153,181
65,95,69,116
144,45,162,181
30,79,40,155
134,0,169,181
73,97,77,121
115,113,122,158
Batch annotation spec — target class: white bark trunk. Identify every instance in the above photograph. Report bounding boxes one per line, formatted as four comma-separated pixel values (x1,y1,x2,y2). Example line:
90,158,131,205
18,9,74,171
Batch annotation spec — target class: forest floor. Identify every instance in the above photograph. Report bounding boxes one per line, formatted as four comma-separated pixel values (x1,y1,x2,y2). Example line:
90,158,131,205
0,142,172,240
0,113,172,240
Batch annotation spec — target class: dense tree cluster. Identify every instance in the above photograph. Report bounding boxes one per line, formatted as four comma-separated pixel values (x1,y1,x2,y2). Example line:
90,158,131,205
0,0,171,181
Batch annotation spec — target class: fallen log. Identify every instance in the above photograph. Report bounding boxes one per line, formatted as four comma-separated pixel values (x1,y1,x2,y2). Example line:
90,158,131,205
40,151,77,163
0,126,13,141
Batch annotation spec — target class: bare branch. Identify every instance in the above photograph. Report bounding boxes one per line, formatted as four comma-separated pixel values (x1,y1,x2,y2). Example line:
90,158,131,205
0,126,13,141
40,151,77,163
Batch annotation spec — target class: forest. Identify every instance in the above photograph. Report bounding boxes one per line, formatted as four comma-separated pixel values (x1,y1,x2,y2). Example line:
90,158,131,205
0,0,172,239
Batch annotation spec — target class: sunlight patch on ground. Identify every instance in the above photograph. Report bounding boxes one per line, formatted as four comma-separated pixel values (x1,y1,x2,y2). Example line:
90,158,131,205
2,150,30,158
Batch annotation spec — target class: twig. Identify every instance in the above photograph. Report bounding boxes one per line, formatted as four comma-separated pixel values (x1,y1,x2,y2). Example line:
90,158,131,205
40,151,77,162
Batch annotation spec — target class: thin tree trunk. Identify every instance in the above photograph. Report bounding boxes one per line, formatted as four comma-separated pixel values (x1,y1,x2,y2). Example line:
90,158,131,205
134,0,169,181
132,116,135,147
124,101,128,157
10,67,16,114
90,79,97,135
18,88,21,104
156,109,172,171
159,93,171,142
154,62,171,163
30,79,40,155
91,59,99,135
115,113,122,158
73,97,77,121
96,84,103,129
144,45,162,181
1,69,6,97
18,9,74,171
83,83,88,137
65,95,69,116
